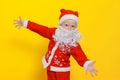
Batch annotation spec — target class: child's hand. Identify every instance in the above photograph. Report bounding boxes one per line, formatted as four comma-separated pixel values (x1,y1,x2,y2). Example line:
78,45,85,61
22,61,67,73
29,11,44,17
14,16,23,29
86,61,98,77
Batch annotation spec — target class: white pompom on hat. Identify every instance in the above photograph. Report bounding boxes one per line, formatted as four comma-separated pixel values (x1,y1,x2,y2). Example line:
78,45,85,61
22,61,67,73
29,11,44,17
59,9,79,26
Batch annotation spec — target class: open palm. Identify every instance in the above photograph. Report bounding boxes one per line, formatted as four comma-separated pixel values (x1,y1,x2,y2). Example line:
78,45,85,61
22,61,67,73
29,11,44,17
14,17,23,29
86,61,98,77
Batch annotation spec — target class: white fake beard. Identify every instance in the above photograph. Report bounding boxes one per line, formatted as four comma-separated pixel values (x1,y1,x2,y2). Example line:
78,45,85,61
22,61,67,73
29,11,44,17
52,26,81,52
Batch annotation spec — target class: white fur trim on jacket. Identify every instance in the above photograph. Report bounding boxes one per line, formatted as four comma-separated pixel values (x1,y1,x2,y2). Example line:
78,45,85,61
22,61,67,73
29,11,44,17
59,14,78,26
23,20,28,28
50,66,71,72
83,61,93,70
42,42,60,68
42,56,49,68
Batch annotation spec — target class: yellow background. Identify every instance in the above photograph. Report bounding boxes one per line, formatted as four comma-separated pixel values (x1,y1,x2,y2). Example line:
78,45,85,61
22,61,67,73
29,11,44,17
0,0,120,80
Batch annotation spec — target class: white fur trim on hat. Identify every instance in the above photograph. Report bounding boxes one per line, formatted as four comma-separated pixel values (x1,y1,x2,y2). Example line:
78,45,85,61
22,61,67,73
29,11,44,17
59,14,78,26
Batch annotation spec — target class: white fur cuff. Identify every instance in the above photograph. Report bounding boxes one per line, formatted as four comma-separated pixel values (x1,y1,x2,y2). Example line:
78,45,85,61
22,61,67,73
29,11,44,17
23,20,28,28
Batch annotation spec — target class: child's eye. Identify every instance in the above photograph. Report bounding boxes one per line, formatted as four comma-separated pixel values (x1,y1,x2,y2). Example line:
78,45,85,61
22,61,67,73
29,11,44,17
71,25,75,27
65,24,68,26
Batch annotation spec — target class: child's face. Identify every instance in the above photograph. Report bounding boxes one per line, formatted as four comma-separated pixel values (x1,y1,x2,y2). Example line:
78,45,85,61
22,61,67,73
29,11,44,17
60,19,77,30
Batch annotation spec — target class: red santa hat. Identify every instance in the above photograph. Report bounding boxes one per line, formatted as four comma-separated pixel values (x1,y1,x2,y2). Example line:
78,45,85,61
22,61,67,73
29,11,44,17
59,9,79,26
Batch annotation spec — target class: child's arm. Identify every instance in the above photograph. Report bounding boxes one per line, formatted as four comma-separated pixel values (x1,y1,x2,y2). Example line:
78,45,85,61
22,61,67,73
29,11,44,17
70,44,98,77
14,17,55,39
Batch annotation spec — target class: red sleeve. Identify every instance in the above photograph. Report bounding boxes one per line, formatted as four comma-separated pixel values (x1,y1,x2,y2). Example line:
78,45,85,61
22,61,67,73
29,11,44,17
70,43,89,67
27,21,56,39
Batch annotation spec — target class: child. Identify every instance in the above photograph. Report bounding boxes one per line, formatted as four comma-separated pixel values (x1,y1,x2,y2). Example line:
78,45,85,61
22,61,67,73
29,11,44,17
14,9,98,80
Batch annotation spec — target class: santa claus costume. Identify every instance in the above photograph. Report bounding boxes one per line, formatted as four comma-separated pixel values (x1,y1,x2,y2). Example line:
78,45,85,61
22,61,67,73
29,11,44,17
23,9,92,80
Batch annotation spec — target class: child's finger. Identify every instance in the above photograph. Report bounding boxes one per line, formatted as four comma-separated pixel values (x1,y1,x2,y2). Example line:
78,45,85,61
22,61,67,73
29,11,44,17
18,27,21,29
14,20,20,25
89,61,96,66
90,72,94,77
18,25,21,29
94,68,98,72
93,69,97,76
91,61,96,65
14,21,18,24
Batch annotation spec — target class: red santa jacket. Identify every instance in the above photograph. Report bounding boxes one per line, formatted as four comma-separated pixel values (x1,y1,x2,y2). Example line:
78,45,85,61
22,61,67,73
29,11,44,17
23,20,91,72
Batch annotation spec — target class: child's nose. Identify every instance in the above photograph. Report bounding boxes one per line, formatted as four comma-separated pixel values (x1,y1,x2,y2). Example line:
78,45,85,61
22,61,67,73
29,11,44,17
68,26,72,30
